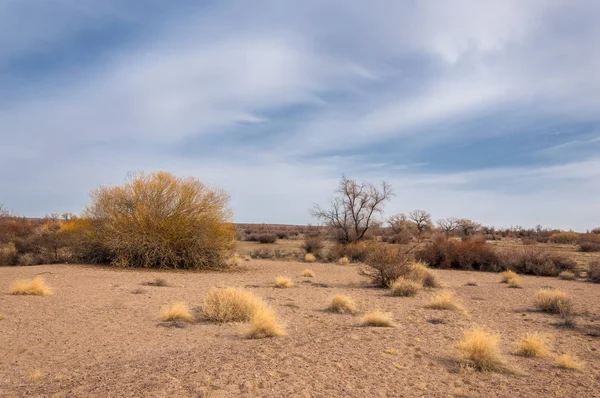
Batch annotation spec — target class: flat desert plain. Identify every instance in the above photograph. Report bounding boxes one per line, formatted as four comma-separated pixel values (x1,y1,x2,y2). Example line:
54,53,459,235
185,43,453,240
1,261,599,397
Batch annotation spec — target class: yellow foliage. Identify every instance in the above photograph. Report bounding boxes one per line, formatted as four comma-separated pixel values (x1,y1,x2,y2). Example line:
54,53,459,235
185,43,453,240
9,277,53,296
427,291,466,312
534,289,571,313
516,333,548,357
201,287,265,323
390,277,421,297
244,306,285,339
301,269,315,277
304,253,316,263
556,353,585,370
159,302,194,322
328,295,357,314
361,311,395,327
457,329,503,371
500,270,518,283
274,277,293,288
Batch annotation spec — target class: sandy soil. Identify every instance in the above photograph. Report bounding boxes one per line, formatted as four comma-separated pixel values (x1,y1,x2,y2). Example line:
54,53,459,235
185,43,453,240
1,261,599,397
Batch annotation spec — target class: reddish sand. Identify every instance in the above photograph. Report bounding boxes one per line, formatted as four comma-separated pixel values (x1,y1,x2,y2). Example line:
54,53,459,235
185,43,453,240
1,261,599,397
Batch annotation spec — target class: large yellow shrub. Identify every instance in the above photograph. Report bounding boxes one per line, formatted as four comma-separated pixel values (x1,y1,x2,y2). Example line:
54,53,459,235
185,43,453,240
75,171,235,269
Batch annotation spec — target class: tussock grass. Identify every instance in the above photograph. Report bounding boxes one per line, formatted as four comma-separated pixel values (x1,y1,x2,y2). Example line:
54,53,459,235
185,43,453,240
159,302,194,322
201,287,264,322
390,277,420,297
9,277,52,296
304,253,316,263
328,294,357,314
534,289,571,313
244,306,285,339
301,269,315,278
338,256,350,265
515,333,548,357
274,276,293,288
507,275,522,288
457,329,503,371
144,277,169,287
408,262,441,288
556,353,585,370
361,311,395,327
558,271,576,280
500,270,518,283
427,291,465,312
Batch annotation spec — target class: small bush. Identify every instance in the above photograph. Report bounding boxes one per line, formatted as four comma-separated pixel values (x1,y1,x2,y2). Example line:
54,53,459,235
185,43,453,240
390,278,420,297
549,232,580,244
362,244,413,287
245,306,285,339
304,253,316,263
499,248,576,276
558,271,576,280
533,289,571,313
257,233,277,244
556,353,585,370
274,277,293,288
327,295,357,314
276,232,289,240
500,270,518,283
344,241,370,262
9,277,52,296
589,261,600,283
159,302,194,322
457,329,503,371
361,311,395,327
302,234,324,255
301,269,315,277
17,253,38,266
338,256,350,265
408,262,441,288
579,242,600,252
507,276,522,288
427,291,465,312
201,288,264,322
516,334,548,357
417,236,501,272
0,242,18,265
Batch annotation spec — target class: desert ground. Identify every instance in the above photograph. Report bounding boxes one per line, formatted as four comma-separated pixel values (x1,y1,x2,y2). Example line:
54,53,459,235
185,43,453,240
1,257,599,398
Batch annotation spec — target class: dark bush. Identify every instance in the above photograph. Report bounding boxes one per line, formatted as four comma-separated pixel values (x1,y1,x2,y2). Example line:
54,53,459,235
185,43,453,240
589,261,600,283
302,234,324,254
276,232,289,239
579,242,600,252
416,236,501,272
498,248,577,276
361,244,414,287
257,233,277,244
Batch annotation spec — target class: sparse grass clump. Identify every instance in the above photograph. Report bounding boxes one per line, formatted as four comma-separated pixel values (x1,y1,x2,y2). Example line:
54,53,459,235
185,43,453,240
390,278,420,297
244,306,285,339
201,288,264,322
465,279,478,286
144,277,169,287
304,253,316,263
507,275,522,288
556,353,585,370
274,276,293,288
301,269,315,277
9,277,52,296
588,261,600,283
558,271,576,280
516,334,548,357
328,295,357,314
457,329,503,371
338,256,350,265
427,291,465,312
500,270,518,283
408,262,441,288
533,289,571,313
361,311,395,327
159,302,194,322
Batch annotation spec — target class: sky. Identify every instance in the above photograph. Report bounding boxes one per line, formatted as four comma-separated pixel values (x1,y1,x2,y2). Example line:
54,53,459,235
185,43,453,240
1,0,600,231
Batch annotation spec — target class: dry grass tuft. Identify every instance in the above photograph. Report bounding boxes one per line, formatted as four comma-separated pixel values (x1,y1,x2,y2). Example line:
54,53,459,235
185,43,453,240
201,287,265,322
409,262,441,288
338,256,350,265
159,302,194,322
533,289,571,313
558,271,576,280
144,277,169,287
516,333,549,357
556,353,585,370
304,253,316,263
328,294,357,314
390,277,421,297
361,311,395,327
465,279,478,286
0,314,4,321
9,277,53,296
500,270,518,283
427,291,465,312
244,306,285,339
457,329,504,371
507,275,522,288
274,276,293,288
301,269,315,278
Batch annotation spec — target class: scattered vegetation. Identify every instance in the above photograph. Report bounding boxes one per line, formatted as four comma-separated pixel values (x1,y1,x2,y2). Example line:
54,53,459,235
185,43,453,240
515,334,549,357
159,302,194,322
556,353,585,370
457,329,503,371
533,289,572,313
390,277,420,297
427,291,465,312
274,277,293,288
9,277,53,296
301,269,315,278
327,294,357,314
361,311,395,327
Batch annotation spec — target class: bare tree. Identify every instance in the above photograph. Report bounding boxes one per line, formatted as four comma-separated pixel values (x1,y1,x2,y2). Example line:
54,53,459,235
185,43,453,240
311,176,393,243
0,204,11,218
408,209,432,237
457,218,481,237
437,217,460,235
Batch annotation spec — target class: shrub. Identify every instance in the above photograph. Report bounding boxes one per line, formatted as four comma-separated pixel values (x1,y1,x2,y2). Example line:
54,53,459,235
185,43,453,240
343,241,370,262
201,288,264,322
579,242,600,252
417,236,501,272
361,311,395,327
257,233,277,244
362,244,413,287
427,291,465,312
337,256,350,265
406,262,440,288
302,234,324,255
9,277,52,296
75,171,235,269
159,302,194,322
301,269,315,277
499,248,576,276
457,329,503,371
556,353,585,370
533,289,571,313
17,253,38,266
304,253,316,263
589,261,600,283
276,232,289,240
549,232,580,244
0,242,18,265
558,271,576,280
390,278,420,297
516,334,548,357
558,298,576,328
500,270,518,283
245,306,285,339
327,295,357,314
507,276,522,288
274,277,293,288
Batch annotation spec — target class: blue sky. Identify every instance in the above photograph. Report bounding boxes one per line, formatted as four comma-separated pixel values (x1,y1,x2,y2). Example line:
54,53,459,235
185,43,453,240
1,0,600,230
